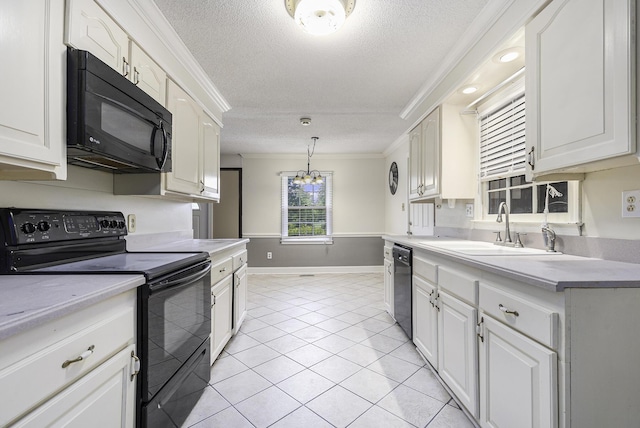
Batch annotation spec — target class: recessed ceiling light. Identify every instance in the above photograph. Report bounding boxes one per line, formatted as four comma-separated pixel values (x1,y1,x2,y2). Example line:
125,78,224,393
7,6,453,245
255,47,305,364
461,86,478,95
499,51,520,63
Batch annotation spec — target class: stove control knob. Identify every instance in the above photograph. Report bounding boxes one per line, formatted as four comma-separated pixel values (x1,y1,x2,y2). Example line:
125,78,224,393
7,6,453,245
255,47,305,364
100,219,110,228
109,220,118,228
117,221,126,229
21,222,36,234
37,221,51,232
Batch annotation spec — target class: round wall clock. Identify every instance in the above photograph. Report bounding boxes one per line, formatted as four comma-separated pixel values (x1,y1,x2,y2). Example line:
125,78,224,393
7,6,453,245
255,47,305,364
388,161,398,195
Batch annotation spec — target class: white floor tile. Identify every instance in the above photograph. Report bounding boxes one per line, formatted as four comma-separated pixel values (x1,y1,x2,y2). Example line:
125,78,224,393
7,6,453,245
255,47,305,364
292,325,333,342
307,386,372,428
348,405,415,428
360,333,406,354
264,334,309,354
310,355,362,383
377,384,445,427
367,354,421,383
312,334,357,354
286,343,333,367
232,343,280,367
180,386,230,427
188,406,253,428
389,341,427,366
338,343,385,367
234,386,301,428
277,369,335,403
340,368,399,403
224,333,261,354
426,404,476,428
209,355,248,384
269,406,333,428
273,317,311,333
403,367,451,404
212,370,271,404
246,325,288,343
253,355,305,384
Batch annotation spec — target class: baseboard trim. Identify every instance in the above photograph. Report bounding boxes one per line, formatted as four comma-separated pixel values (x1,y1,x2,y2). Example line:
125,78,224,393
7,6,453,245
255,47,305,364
248,265,384,275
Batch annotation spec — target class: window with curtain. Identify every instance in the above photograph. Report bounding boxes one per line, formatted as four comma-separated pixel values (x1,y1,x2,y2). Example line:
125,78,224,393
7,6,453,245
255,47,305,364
478,84,577,222
281,172,333,243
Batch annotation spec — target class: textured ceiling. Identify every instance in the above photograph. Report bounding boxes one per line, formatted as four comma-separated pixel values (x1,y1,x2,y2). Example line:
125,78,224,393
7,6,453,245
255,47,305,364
152,0,491,155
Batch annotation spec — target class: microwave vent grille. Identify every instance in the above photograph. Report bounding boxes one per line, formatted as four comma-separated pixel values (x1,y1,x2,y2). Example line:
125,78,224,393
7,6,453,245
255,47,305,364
70,155,140,170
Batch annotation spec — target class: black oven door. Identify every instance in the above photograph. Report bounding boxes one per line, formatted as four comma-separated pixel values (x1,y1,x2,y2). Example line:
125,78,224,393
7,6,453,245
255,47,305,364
138,260,211,406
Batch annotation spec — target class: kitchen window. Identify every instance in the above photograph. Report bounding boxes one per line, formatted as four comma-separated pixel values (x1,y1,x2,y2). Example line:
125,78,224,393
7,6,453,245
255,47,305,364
478,80,579,223
281,172,333,244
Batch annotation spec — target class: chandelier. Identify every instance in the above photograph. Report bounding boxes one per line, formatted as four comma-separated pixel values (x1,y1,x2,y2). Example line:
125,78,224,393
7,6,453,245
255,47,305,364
285,0,356,36
294,137,323,185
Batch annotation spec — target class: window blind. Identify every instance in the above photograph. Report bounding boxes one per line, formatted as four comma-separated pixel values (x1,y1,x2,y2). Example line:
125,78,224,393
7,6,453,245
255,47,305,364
479,94,526,180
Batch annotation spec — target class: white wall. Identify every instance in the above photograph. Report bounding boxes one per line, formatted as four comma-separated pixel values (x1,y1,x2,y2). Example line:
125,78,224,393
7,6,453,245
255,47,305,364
384,136,410,235
242,155,385,237
0,166,192,235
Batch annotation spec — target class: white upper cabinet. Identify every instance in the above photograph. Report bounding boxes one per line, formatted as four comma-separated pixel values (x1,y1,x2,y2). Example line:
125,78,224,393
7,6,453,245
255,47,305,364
201,113,221,200
409,105,476,202
65,0,128,73
166,80,203,196
66,0,166,105
129,41,167,106
0,0,66,180
525,0,636,180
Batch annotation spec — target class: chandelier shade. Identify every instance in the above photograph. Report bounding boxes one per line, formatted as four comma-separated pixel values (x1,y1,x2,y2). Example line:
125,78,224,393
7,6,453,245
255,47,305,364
294,137,323,185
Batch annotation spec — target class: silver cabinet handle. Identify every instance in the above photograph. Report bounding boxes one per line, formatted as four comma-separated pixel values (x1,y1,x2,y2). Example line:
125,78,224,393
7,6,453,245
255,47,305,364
62,345,95,368
499,304,519,317
130,351,140,381
133,67,140,85
122,58,130,77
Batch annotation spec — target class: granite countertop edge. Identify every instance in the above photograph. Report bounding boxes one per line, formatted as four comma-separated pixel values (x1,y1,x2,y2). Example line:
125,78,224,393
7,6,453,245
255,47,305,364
0,275,145,341
382,235,640,291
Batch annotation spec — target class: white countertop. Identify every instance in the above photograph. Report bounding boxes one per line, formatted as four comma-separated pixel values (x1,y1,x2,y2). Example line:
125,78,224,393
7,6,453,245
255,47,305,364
383,235,640,291
142,238,249,256
0,274,144,340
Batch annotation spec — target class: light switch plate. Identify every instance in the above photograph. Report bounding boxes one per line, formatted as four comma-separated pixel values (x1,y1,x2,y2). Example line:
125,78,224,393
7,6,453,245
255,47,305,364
127,214,136,232
622,190,640,218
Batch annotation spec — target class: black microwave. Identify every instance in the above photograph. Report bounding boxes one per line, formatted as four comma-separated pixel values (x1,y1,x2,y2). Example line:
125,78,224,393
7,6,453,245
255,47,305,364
67,47,171,173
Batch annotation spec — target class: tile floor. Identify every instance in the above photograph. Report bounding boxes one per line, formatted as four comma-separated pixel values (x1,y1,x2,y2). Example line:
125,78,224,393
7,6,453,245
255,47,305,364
182,273,475,428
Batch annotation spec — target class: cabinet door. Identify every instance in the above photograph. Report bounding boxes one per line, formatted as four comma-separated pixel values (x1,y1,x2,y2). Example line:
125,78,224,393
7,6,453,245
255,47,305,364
14,344,136,428
65,0,129,74
201,114,221,200
234,264,248,333
0,0,66,180
165,80,203,195
129,42,166,106
438,290,478,417
413,276,438,369
384,259,394,317
525,0,634,178
420,108,440,198
211,276,233,364
479,315,557,428
408,125,423,199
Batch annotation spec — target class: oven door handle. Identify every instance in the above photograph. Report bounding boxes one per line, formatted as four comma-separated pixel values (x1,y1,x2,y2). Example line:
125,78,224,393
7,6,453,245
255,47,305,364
149,261,211,294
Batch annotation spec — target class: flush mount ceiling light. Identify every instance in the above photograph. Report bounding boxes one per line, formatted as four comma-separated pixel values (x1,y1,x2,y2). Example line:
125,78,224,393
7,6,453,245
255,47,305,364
285,0,356,36
460,85,478,95
492,47,524,64
294,137,323,185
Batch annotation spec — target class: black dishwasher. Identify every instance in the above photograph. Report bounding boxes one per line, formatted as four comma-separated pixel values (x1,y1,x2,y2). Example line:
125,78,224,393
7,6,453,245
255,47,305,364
393,244,412,339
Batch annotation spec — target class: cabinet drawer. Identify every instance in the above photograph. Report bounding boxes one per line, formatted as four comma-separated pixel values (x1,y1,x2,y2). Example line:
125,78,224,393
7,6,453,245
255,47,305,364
0,305,134,426
479,282,558,349
210,257,233,285
438,266,478,304
383,246,392,261
232,249,248,271
413,255,437,283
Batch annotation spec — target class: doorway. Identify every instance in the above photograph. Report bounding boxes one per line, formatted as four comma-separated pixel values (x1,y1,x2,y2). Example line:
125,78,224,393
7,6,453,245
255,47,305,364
212,168,242,239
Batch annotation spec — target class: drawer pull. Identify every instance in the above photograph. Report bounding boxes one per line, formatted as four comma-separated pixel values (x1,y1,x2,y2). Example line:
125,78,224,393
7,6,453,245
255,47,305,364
499,304,519,317
131,351,141,381
62,345,95,368
220,267,227,273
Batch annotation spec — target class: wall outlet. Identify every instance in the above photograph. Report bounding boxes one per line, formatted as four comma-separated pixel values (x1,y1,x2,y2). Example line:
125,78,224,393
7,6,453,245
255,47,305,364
465,203,474,218
622,190,640,217
266,251,273,260
127,214,136,232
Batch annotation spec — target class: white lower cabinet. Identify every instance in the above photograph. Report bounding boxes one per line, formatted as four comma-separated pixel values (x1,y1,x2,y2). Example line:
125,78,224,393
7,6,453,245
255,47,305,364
0,290,137,427
437,289,479,418
478,314,557,428
14,343,137,428
210,275,233,365
412,275,438,368
234,263,248,334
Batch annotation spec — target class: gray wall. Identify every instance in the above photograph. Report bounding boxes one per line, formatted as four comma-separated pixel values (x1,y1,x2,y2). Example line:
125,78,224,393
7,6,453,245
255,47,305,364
248,237,384,267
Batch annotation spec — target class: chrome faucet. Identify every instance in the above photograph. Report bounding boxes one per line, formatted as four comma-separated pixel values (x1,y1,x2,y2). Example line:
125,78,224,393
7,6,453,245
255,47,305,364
496,202,512,245
542,224,557,252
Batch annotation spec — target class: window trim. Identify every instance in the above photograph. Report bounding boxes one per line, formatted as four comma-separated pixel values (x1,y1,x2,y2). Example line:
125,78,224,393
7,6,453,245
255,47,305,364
280,171,333,244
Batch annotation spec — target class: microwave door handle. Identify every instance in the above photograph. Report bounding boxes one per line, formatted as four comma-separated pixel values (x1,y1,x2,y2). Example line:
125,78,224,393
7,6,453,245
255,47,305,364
159,121,170,170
